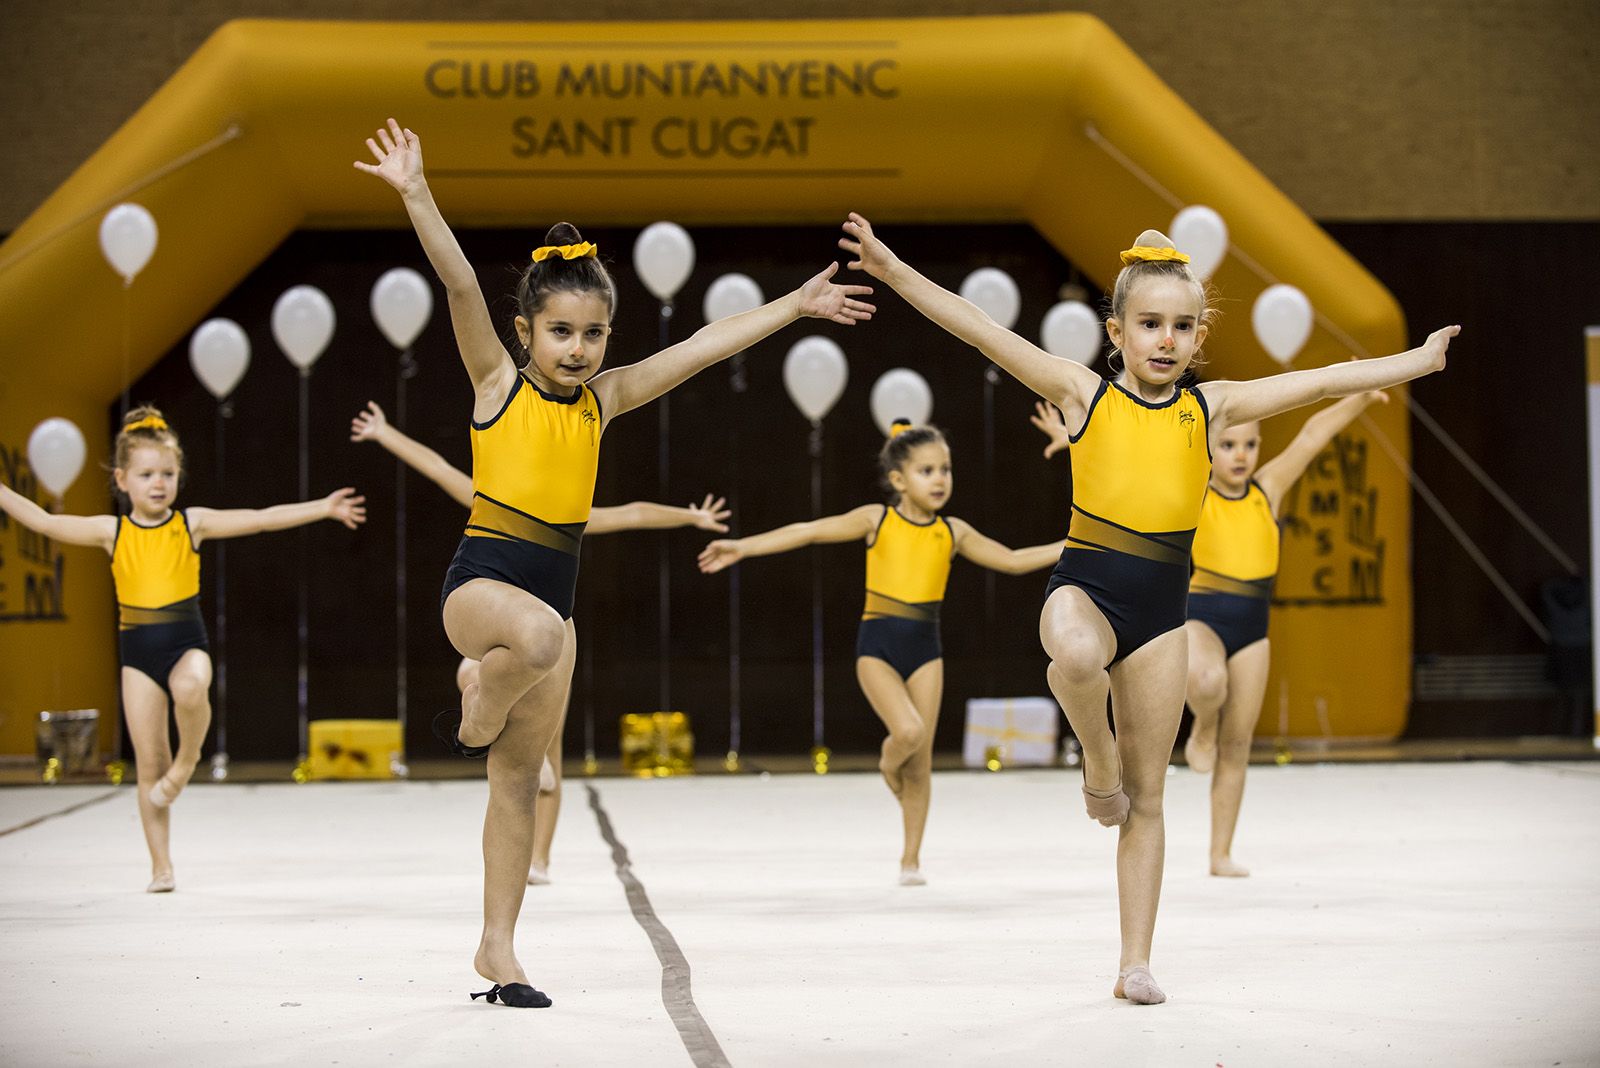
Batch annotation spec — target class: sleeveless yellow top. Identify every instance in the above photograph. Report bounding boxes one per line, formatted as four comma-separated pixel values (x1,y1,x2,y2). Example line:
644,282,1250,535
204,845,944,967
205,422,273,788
111,510,201,627
862,506,953,624
466,374,602,554
1065,382,1213,565
1190,480,1279,598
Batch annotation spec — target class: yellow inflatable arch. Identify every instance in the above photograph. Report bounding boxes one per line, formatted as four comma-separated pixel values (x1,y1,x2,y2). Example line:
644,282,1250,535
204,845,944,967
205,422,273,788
0,14,1411,754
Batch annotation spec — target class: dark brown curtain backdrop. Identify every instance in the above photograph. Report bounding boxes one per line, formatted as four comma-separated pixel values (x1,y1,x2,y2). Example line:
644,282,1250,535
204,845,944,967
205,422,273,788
118,221,1600,759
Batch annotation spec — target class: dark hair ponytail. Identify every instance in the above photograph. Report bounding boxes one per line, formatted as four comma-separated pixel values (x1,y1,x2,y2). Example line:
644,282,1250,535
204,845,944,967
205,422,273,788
513,222,618,368
877,420,947,504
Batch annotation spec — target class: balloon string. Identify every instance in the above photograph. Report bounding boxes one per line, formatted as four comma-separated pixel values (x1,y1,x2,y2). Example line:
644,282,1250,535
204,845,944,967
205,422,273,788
0,123,243,280
120,284,131,419
1083,120,1571,575
658,302,672,712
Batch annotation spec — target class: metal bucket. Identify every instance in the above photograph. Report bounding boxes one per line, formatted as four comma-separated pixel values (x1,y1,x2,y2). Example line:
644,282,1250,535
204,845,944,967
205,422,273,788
36,709,100,783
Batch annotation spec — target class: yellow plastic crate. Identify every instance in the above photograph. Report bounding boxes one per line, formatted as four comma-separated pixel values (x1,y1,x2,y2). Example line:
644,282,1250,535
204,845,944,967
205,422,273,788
619,712,694,777
307,719,402,780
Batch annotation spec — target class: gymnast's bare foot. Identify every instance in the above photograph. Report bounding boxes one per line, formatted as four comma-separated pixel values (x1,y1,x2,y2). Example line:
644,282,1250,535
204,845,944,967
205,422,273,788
457,683,506,749
148,759,198,808
1184,730,1216,774
475,938,529,989
1211,855,1250,877
146,869,175,893
880,746,905,796
1114,964,1166,1004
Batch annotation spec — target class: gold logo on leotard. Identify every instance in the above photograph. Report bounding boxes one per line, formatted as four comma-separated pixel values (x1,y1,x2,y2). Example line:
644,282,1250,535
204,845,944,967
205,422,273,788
581,404,598,444
1178,409,1196,447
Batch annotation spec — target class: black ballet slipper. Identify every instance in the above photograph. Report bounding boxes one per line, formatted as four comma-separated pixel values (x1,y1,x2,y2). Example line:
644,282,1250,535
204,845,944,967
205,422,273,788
470,983,552,1008
433,709,490,759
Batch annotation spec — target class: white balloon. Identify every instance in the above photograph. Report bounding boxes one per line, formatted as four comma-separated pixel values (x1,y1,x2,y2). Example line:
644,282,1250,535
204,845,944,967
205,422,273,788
272,285,337,372
1252,284,1314,366
370,268,434,350
27,418,87,498
189,318,252,400
98,203,158,285
959,267,1021,329
869,369,934,437
782,336,849,424
633,222,695,302
1040,301,1102,366
703,273,765,323
1170,205,1228,281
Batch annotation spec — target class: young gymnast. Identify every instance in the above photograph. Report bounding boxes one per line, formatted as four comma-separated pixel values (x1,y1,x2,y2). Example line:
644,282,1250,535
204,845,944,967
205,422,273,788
349,399,731,885
1033,389,1387,877
356,117,873,1008
839,211,1455,1004
697,420,1061,886
0,406,365,893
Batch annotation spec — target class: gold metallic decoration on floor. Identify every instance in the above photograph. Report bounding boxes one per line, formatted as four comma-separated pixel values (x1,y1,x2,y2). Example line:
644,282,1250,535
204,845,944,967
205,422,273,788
984,746,1004,772
292,759,311,784
723,750,741,772
104,760,127,785
811,746,831,775
41,757,61,784
582,754,600,776
620,712,694,777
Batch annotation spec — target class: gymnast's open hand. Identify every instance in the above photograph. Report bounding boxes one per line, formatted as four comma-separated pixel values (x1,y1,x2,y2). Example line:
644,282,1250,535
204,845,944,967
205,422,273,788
354,118,425,196
795,262,876,326
1030,401,1072,459
326,487,368,530
697,539,743,573
838,212,900,281
350,401,388,442
688,494,732,533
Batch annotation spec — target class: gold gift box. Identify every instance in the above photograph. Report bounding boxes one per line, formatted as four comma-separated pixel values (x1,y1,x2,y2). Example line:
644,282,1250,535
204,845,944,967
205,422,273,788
306,719,402,780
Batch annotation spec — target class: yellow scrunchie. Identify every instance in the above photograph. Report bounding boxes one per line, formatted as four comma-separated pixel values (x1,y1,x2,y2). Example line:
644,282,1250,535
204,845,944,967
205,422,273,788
889,421,913,438
123,415,168,433
1120,245,1191,266
532,242,598,262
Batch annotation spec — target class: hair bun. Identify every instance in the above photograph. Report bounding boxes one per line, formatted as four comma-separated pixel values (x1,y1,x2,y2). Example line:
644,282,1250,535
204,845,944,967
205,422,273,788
544,221,583,246
889,419,913,439
1133,229,1173,248
122,405,169,432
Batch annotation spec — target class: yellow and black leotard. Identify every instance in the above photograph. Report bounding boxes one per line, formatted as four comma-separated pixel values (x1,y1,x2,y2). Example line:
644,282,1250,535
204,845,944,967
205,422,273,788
1044,381,1213,663
111,509,209,692
856,505,954,681
440,371,602,620
1187,479,1279,657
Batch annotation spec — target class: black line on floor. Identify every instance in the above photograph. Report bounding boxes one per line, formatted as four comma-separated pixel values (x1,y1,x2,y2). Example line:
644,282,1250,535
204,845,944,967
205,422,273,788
586,784,731,1068
0,789,121,838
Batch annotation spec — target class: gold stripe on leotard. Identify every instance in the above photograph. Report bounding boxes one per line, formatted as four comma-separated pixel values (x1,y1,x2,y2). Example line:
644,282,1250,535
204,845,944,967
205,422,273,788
465,493,584,556
1189,568,1275,599
862,590,940,623
118,597,203,630
1065,505,1193,566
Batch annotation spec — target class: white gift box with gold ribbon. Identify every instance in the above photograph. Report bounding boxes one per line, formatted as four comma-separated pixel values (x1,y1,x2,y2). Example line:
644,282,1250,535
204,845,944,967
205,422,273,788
962,698,1060,768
